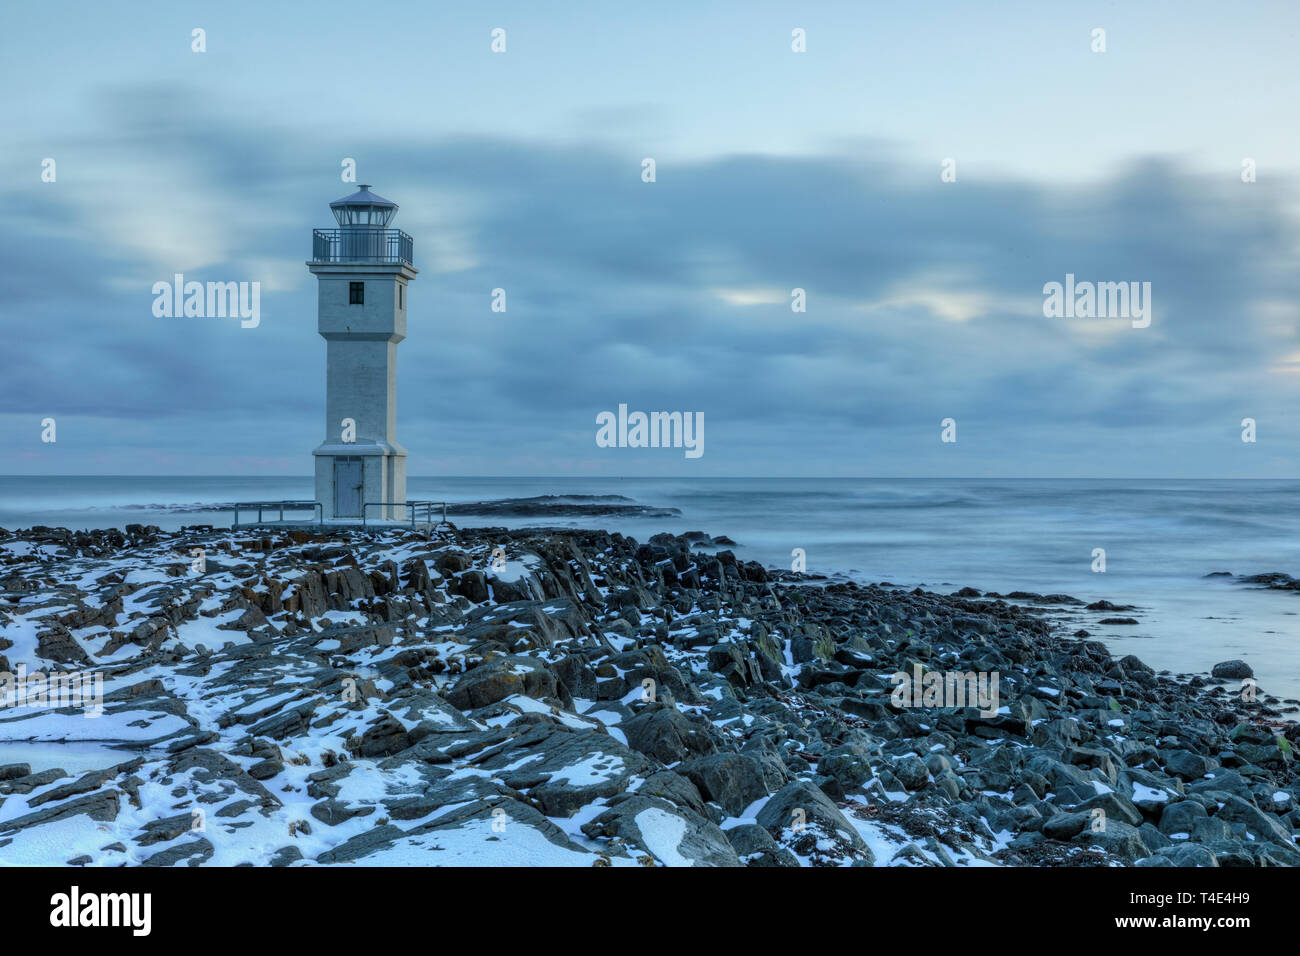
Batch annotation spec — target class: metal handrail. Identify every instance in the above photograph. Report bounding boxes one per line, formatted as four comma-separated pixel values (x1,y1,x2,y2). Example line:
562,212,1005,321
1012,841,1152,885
311,228,413,265
361,500,447,528
232,500,323,527
229,499,446,529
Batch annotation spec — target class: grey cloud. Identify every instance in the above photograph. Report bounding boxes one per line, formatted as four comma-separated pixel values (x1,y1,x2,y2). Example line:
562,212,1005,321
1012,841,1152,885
3,87,1298,475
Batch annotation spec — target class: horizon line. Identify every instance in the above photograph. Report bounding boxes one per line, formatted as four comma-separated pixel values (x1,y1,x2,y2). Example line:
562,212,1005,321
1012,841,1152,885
1,474,1297,482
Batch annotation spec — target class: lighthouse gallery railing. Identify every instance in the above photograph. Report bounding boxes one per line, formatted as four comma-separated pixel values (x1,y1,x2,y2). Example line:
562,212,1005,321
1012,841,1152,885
311,228,414,266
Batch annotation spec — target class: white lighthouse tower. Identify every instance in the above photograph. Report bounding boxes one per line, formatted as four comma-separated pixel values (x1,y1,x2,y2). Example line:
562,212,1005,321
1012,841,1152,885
308,185,417,521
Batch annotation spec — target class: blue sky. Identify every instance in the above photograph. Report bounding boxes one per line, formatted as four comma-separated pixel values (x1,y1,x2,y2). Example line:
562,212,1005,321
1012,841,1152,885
3,0,1300,476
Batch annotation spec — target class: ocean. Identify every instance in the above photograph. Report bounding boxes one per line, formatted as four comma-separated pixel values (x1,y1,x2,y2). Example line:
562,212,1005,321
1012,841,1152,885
2,475,1298,702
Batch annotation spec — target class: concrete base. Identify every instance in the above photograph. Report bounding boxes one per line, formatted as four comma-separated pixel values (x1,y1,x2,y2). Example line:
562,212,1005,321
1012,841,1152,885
313,442,406,521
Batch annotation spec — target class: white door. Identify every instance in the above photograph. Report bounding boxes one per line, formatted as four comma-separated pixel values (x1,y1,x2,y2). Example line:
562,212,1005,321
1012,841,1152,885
334,458,363,517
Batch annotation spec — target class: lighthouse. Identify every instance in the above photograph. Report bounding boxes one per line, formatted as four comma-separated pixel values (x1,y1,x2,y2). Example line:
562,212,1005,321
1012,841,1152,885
308,185,417,521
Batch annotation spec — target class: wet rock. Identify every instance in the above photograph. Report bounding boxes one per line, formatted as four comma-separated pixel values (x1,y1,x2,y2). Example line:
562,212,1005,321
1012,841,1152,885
1157,799,1208,836
622,706,720,765
269,845,304,866
816,741,875,799
1212,794,1296,846
412,797,596,858
582,794,741,866
310,799,376,827
756,780,873,865
1041,811,1089,840
1161,749,1218,781
1211,660,1254,680
141,837,214,867
677,753,771,816
0,789,120,832
1148,844,1218,867
443,655,557,710
314,824,406,864
726,822,800,866
1075,820,1147,861
468,724,649,817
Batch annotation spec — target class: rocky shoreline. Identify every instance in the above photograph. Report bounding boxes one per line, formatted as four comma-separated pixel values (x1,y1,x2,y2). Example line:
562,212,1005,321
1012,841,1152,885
0,522,1296,867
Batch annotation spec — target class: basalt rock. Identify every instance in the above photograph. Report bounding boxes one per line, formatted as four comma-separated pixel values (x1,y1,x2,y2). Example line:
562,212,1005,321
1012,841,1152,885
0,522,1293,869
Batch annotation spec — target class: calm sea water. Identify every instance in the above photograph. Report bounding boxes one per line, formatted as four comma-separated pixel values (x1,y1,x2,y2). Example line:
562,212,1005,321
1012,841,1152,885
2,476,1298,701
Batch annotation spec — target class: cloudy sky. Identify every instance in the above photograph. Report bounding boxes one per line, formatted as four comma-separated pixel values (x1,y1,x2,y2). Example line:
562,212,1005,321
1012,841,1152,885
4,0,1300,477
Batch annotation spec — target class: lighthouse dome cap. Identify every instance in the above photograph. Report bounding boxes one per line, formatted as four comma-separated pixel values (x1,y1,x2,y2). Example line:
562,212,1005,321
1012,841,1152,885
330,185,398,209
329,185,398,227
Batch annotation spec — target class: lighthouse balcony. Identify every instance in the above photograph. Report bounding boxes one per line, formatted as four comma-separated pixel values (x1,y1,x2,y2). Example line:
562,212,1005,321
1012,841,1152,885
312,228,414,266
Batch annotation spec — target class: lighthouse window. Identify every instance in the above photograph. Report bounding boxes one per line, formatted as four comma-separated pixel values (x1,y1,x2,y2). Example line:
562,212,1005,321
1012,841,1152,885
349,282,364,305
399,284,404,309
